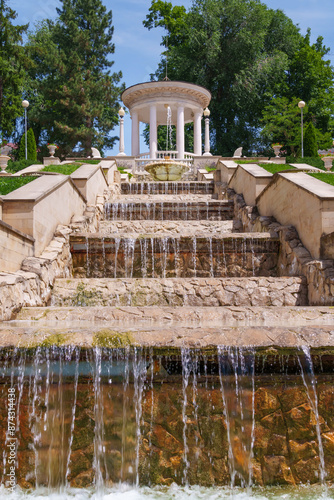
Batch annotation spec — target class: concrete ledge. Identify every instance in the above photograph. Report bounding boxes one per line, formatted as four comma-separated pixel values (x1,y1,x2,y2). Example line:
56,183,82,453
70,164,108,204
257,172,334,259
228,164,272,206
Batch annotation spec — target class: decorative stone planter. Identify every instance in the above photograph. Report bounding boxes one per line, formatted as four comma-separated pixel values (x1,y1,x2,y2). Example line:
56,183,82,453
47,145,57,157
272,145,282,158
322,156,334,171
0,155,10,175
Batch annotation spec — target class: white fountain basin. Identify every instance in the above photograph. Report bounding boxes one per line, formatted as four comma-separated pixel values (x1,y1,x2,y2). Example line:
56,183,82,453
144,160,189,181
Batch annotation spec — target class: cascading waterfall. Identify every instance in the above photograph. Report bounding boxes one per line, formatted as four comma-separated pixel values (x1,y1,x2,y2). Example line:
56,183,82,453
0,346,333,497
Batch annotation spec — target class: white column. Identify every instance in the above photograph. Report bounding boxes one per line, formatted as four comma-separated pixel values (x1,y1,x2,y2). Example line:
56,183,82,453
131,110,140,157
149,105,157,159
177,105,185,160
204,116,212,156
193,110,202,156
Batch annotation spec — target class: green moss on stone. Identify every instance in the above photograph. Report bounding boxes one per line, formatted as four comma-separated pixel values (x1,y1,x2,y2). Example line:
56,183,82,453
71,282,105,306
38,333,69,347
92,329,133,348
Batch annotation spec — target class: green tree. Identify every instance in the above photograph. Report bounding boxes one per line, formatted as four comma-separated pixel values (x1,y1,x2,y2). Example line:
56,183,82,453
0,0,28,139
285,31,334,135
304,122,318,157
144,0,302,155
261,97,305,156
26,0,124,156
18,128,37,161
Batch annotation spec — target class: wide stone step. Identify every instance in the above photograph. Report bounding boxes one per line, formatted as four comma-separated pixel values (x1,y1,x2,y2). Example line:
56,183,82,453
51,277,307,307
13,304,334,328
2,315,334,347
104,200,234,221
98,220,235,235
121,181,214,195
70,233,280,278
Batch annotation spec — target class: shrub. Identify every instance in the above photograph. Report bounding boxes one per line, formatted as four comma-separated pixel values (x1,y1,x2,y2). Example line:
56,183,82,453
18,128,37,161
304,122,318,157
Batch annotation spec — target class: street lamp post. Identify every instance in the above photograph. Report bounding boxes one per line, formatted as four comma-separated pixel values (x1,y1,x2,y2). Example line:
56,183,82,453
117,107,126,156
298,101,306,158
22,100,29,160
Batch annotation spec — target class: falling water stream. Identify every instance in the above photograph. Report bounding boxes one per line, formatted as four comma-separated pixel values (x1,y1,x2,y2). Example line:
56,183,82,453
0,347,333,498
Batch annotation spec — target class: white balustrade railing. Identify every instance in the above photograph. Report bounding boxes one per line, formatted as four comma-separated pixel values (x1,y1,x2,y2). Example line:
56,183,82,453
133,151,195,174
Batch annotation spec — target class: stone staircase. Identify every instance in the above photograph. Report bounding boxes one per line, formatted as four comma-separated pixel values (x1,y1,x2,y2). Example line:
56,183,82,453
10,178,334,347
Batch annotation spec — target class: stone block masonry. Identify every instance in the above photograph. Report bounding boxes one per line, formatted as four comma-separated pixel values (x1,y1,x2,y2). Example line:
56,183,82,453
51,276,307,308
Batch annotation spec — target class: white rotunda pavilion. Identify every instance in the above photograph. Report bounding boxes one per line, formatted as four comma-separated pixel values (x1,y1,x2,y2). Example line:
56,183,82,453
121,80,212,160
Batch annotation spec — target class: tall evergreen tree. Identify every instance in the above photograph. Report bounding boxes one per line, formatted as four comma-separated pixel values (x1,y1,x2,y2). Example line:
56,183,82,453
0,0,28,139
304,122,319,157
18,128,37,161
26,0,124,156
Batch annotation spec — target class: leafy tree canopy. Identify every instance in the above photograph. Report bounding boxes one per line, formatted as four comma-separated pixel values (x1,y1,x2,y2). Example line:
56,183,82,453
0,0,28,139
144,0,334,155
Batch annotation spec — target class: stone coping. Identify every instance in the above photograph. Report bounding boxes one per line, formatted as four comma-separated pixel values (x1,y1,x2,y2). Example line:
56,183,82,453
218,160,238,168
2,174,86,204
233,163,273,178
289,163,323,172
276,172,334,199
70,164,108,184
12,164,45,176
0,219,35,243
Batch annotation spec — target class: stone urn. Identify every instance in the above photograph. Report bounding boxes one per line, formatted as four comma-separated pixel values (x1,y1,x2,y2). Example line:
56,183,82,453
0,155,10,173
47,144,57,157
272,145,282,158
322,156,334,171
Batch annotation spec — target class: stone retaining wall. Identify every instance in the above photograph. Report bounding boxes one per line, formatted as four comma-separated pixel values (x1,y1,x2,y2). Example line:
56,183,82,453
232,190,334,305
0,192,110,321
0,220,34,272
51,276,307,308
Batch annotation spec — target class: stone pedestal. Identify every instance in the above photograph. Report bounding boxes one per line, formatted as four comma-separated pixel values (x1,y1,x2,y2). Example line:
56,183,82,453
43,157,61,166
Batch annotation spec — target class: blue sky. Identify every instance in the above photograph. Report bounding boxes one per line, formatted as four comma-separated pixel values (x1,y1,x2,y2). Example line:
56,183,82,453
11,0,334,155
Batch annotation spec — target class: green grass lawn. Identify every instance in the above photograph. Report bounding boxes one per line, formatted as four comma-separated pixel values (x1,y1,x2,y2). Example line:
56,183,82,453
257,163,297,174
0,176,38,195
42,163,84,175
308,173,334,186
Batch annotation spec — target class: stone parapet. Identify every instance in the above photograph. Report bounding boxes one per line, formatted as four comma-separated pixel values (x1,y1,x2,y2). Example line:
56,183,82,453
256,172,334,259
70,164,108,204
228,164,273,206
2,175,86,256
232,190,334,305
